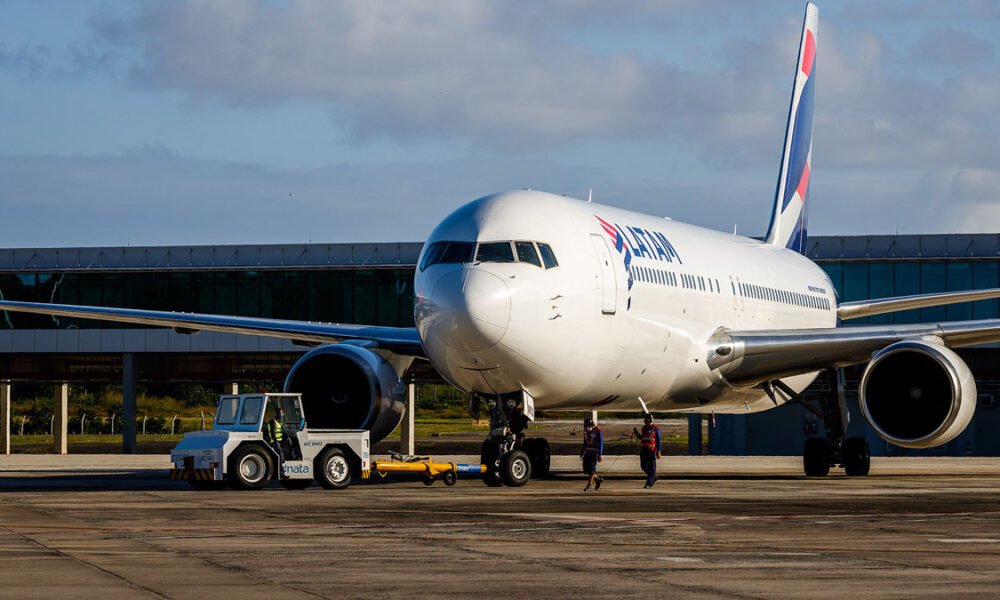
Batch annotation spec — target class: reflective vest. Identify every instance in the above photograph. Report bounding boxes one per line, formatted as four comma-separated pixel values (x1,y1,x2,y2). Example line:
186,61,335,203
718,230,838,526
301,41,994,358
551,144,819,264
641,424,660,452
269,419,284,442
583,426,602,457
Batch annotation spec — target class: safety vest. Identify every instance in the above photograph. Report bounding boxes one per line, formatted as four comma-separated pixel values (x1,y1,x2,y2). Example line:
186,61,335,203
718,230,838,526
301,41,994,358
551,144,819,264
583,426,602,456
641,424,660,452
269,419,284,442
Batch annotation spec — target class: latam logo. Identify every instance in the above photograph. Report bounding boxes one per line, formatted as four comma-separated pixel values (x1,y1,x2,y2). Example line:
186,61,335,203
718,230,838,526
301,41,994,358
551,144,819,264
595,215,683,310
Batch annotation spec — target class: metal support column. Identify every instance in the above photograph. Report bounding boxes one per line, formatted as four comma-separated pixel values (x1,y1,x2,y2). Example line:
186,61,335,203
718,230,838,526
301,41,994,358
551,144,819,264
122,353,137,455
591,410,598,425
1,382,10,455
687,414,703,455
400,383,415,455
54,383,68,455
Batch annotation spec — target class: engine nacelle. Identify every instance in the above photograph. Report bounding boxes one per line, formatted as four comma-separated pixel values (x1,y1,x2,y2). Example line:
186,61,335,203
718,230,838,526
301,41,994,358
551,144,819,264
859,340,976,449
284,344,406,443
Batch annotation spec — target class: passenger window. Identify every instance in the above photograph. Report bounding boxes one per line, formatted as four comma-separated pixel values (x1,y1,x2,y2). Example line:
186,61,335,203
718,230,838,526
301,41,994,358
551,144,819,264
537,243,559,269
476,242,516,263
515,241,542,267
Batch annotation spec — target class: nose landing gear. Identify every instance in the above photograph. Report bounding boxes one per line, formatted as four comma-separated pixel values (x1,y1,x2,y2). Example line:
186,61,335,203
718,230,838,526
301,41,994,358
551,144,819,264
476,393,550,487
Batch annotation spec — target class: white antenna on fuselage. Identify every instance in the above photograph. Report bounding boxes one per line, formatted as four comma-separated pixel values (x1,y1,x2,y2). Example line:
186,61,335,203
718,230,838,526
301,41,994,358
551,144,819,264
638,396,650,414
588,188,593,203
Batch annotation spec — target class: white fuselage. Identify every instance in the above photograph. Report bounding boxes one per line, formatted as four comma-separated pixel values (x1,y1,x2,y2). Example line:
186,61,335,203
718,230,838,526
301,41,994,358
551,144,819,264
414,191,837,414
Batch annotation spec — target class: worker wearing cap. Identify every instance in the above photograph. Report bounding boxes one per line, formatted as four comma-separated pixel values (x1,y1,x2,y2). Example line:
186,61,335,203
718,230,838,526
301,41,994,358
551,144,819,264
633,413,662,488
580,416,604,491
264,407,287,476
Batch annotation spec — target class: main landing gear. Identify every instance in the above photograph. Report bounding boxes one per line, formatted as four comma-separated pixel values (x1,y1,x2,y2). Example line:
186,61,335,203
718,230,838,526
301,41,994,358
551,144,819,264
476,393,551,487
763,369,870,477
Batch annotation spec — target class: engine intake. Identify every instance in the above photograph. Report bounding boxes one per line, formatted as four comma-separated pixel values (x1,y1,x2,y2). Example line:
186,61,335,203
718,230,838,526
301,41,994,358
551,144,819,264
284,344,406,443
859,340,976,449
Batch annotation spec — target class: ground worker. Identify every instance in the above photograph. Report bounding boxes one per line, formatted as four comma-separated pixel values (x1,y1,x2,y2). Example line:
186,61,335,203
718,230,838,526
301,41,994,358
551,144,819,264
580,416,604,491
633,413,662,488
264,406,287,476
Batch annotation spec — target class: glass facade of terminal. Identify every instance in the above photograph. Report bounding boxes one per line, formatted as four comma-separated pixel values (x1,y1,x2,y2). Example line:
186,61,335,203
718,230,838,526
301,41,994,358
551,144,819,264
0,268,416,329
819,261,1000,324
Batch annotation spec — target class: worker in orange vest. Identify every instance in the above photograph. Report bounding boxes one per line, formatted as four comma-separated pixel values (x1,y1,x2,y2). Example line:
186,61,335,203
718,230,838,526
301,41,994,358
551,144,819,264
633,413,661,488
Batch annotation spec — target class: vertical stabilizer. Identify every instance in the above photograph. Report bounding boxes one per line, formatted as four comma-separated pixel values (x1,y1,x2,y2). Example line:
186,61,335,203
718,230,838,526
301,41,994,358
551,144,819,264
765,3,818,254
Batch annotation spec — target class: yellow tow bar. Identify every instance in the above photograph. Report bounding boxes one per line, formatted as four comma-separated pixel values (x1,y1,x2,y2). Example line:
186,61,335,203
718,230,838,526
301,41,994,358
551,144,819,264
362,453,485,486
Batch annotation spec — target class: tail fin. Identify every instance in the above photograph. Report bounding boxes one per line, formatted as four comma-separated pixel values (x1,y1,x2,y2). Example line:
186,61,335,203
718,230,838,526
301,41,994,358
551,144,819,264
765,2,818,254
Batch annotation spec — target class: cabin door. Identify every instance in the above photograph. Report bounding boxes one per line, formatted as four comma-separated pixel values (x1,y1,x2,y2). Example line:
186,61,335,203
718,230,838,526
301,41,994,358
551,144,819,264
590,234,617,315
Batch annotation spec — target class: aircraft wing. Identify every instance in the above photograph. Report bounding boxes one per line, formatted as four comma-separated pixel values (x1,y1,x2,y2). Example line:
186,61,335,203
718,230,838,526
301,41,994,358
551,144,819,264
0,300,424,356
837,288,1000,320
708,319,1000,386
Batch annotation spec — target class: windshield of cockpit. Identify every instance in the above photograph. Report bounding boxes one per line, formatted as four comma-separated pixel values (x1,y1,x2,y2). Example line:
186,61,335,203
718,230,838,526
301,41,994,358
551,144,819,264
420,241,558,271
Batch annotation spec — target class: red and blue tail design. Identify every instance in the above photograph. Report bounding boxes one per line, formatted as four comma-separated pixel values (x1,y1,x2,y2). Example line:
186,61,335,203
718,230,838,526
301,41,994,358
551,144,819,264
765,3,817,255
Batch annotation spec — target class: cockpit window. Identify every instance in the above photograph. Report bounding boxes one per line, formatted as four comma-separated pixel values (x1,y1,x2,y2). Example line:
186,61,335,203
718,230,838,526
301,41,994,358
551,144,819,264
419,241,475,271
537,243,559,269
515,241,541,267
476,242,516,263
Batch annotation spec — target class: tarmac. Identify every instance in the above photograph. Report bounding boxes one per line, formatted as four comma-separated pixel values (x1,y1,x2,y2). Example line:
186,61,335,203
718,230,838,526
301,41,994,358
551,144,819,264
1,455,999,599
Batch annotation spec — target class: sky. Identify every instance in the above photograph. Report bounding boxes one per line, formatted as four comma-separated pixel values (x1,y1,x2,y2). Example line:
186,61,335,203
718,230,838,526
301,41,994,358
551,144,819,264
1,0,999,248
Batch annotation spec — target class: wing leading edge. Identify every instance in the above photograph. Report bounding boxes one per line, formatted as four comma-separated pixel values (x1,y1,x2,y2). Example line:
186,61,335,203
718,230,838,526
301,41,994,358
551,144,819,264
837,288,1000,320
708,319,1000,386
0,300,424,356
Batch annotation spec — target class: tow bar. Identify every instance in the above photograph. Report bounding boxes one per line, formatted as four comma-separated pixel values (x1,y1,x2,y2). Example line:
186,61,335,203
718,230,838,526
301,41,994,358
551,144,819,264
364,452,485,486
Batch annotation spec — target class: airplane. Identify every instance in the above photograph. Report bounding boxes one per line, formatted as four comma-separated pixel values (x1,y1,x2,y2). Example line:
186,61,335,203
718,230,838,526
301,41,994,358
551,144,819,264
3,2,1000,486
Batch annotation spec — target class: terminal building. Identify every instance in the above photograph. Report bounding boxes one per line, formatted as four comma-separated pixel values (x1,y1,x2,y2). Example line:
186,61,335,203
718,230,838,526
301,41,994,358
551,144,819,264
0,235,998,456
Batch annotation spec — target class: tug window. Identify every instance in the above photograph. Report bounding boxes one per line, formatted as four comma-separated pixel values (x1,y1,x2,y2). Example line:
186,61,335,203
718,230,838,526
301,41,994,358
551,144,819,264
476,242,516,263
515,241,542,267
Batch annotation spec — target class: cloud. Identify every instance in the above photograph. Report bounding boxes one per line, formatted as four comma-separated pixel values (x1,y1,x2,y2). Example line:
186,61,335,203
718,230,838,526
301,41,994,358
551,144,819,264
91,0,660,143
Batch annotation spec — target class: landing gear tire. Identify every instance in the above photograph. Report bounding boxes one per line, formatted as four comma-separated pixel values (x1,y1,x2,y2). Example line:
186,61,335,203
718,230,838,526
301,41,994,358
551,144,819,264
843,437,871,476
316,448,352,490
481,440,503,487
522,438,551,479
501,450,532,487
279,479,313,490
442,471,457,486
803,437,830,477
228,445,273,490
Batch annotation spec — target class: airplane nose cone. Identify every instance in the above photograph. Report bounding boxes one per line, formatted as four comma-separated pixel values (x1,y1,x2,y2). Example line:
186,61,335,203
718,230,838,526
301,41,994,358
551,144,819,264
427,269,511,351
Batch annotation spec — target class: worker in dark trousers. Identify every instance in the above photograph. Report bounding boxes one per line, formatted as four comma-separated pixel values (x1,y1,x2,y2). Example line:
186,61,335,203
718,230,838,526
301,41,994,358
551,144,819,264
581,416,604,492
633,413,662,488
264,407,288,478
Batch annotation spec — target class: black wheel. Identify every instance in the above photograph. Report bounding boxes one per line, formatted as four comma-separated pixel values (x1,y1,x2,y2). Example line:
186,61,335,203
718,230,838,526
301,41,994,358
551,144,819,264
803,437,830,477
279,479,313,490
316,448,352,490
189,479,228,491
526,438,551,479
843,437,871,476
421,475,435,486
442,470,457,486
481,440,503,487
501,450,532,487
228,445,273,490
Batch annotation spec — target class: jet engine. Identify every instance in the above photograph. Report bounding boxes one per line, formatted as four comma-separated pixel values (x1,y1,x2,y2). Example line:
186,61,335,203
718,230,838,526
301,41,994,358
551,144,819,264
859,340,976,449
284,344,406,443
